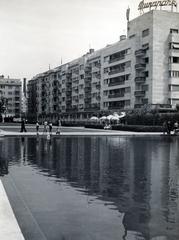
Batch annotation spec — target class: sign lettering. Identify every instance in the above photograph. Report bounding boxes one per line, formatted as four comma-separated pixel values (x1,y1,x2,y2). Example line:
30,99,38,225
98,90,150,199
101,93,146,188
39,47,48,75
138,0,177,11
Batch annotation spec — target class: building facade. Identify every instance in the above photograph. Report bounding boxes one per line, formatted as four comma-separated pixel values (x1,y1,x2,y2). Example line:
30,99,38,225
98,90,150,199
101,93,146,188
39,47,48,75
0,76,21,119
27,8,179,122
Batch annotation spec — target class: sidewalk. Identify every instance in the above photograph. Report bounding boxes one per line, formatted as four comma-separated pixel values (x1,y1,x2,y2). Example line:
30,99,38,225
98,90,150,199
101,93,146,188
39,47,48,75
0,127,164,136
0,180,25,240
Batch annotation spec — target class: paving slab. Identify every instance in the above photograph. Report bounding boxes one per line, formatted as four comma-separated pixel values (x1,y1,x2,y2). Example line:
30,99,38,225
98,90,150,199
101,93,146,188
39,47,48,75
0,128,164,137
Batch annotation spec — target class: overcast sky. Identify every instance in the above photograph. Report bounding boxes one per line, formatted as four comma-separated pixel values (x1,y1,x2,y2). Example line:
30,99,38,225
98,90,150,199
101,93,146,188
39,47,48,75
0,0,141,79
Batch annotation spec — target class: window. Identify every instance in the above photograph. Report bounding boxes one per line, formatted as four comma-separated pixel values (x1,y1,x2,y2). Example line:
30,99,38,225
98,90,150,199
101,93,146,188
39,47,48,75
142,85,148,91
125,61,131,68
125,87,131,93
103,102,108,107
104,56,109,62
170,29,178,34
169,71,179,78
103,90,108,96
142,98,148,104
104,79,108,84
142,29,149,37
170,85,179,91
145,71,149,77
104,67,109,73
145,57,149,63
173,57,179,63
79,64,84,70
125,100,130,106
142,43,149,49
129,34,135,39
79,94,84,99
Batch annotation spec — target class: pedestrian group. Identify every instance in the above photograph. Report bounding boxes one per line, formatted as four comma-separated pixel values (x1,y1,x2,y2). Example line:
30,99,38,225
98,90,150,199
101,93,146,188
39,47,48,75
163,120,179,135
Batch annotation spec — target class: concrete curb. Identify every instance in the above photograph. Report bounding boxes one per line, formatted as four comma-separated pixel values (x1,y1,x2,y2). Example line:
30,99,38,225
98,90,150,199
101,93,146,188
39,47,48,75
0,180,25,240
0,129,165,137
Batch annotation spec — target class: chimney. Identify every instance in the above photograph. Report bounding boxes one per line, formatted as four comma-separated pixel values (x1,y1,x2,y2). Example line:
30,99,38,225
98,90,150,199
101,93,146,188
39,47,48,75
120,35,126,41
23,78,27,97
89,48,95,54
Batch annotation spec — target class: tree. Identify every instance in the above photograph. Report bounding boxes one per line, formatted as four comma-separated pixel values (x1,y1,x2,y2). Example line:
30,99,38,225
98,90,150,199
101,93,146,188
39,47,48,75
0,97,7,119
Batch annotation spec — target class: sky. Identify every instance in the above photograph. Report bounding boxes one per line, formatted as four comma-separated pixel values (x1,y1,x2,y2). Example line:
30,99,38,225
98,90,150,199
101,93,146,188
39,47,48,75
0,0,142,79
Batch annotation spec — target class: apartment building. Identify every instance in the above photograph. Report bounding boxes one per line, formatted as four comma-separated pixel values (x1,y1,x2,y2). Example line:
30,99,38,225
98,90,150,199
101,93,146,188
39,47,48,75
27,7,179,122
0,76,21,118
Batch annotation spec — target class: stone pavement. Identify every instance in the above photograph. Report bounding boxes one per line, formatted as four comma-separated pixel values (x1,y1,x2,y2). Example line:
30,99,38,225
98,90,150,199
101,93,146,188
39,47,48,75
0,180,25,240
0,127,163,136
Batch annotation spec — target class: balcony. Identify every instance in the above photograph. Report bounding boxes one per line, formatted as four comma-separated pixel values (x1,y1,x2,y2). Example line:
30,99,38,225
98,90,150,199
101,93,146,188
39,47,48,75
108,93,125,98
108,105,124,110
134,90,145,96
108,81,125,87
109,68,125,75
109,55,125,64
135,77,146,82
135,49,146,56
134,104,143,108
135,63,146,69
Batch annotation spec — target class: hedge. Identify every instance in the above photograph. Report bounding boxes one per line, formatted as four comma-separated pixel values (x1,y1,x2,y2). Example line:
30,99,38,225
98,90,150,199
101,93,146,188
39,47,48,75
85,124,163,132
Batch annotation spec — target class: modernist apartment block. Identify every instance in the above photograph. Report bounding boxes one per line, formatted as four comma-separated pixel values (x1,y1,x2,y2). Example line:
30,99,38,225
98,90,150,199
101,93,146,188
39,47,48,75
27,7,179,121
0,76,22,117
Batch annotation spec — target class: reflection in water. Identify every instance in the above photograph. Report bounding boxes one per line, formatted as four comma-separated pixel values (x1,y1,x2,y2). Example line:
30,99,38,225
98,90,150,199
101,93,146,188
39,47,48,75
0,136,179,240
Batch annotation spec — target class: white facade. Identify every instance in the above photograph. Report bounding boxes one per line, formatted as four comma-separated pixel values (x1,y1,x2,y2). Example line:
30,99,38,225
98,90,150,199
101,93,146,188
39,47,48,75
28,9,179,121
0,76,21,117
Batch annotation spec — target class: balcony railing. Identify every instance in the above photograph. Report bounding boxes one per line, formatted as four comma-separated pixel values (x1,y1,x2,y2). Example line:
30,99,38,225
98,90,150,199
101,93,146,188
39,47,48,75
108,93,125,98
109,55,125,64
134,90,145,96
109,68,125,75
135,49,146,56
135,77,146,82
108,81,125,87
135,63,146,69
108,105,124,110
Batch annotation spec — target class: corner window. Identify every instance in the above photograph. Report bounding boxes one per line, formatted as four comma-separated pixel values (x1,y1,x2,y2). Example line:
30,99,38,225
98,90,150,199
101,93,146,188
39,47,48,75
170,29,178,34
142,29,149,38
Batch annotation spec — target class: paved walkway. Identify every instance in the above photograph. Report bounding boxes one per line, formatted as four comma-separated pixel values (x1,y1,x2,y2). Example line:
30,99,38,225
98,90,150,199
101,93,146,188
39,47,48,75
0,180,25,240
0,127,164,136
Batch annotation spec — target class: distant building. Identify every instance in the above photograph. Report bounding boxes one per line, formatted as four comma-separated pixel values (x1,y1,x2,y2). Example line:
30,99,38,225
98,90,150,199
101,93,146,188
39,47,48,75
27,5,179,122
0,76,21,119
21,78,27,117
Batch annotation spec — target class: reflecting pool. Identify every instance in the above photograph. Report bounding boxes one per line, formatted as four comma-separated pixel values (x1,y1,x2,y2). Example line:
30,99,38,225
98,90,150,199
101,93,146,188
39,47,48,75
0,136,179,240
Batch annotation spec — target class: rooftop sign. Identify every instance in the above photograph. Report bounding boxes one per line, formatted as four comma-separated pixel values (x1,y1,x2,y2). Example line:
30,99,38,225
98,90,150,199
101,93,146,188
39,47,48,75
138,0,177,12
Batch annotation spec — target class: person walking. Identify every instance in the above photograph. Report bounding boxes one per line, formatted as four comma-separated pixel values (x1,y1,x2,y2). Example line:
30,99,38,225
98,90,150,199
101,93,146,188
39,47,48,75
20,118,27,132
56,119,61,135
174,121,179,135
49,122,53,135
167,121,172,135
163,120,167,135
43,120,48,134
36,121,40,134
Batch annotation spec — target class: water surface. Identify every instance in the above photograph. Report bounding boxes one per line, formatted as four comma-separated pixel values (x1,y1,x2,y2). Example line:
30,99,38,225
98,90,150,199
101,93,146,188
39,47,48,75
0,136,179,240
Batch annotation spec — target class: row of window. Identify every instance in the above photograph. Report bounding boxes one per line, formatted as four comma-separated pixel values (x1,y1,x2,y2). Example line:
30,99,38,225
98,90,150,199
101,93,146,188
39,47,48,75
169,71,179,78
103,100,130,108
129,29,150,39
169,57,179,64
169,85,179,91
